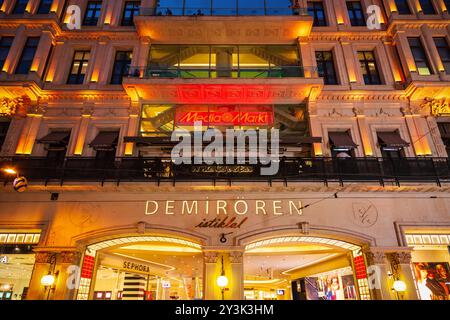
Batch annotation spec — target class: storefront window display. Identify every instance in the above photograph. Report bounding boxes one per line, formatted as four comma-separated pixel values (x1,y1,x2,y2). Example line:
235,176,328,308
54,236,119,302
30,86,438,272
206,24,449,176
413,262,450,300
304,267,358,300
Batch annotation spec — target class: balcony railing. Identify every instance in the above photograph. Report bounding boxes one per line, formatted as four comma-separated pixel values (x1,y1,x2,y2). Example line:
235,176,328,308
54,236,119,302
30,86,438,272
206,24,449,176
127,66,317,79
1,157,449,186
140,7,309,16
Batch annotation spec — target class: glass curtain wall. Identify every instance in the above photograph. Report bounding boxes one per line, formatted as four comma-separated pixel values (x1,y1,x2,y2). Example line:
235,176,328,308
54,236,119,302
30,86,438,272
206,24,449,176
155,0,296,16
145,45,301,78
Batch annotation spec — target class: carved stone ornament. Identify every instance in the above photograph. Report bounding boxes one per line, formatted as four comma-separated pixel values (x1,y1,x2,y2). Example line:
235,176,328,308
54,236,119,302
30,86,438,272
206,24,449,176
229,251,244,264
204,251,219,263
60,251,81,264
0,96,29,116
363,248,387,265
35,252,52,263
421,97,450,116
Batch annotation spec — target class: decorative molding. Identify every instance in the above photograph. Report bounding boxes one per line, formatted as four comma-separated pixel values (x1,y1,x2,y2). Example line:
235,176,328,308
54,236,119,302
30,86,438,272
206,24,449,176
375,108,394,118
229,251,244,264
363,248,387,265
203,251,219,263
0,96,29,117
421,98,450,117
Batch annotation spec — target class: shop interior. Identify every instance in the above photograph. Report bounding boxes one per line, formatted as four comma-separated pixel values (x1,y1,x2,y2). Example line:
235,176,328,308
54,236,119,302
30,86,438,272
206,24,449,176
0,253,35,300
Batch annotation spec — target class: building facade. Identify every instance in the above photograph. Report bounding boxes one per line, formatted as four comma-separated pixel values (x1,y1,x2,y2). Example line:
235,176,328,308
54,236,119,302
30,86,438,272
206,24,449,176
0,0,450,301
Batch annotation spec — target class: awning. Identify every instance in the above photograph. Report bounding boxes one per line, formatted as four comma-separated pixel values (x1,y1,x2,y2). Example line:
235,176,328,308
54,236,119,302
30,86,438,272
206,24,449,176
328,132,358,149
377,131,409,148
37,131,70,144
89,131,119,148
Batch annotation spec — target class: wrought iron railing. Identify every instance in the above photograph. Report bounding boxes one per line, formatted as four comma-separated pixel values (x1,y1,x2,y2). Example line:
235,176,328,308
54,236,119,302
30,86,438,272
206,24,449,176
139,7,309,16
126,66,318,79
1,157,449,186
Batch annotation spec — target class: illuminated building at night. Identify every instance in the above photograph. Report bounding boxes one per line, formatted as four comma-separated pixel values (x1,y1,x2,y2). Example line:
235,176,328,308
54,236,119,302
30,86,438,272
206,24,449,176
0,0,449,301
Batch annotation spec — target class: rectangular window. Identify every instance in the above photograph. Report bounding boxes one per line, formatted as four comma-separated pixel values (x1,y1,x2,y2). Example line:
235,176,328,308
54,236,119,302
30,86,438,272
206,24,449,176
12,0,28,14
346,1,365,26
15,37,40,74
315,51,338,84
358,51,381,85
394,0,411,14
0,121,10,151
121,1,140,26
419,0,436,14
37,0,52,14
111,51,132,84
308,1,327,26
83,1,102,26
408,37,432,75
438,122,450,156
434,37,450,74
0,37,14,71
67,50,90,84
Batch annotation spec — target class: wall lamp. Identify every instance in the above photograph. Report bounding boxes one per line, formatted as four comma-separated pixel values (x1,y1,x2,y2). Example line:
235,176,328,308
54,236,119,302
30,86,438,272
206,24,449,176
216,256,228,300
40,253,59,300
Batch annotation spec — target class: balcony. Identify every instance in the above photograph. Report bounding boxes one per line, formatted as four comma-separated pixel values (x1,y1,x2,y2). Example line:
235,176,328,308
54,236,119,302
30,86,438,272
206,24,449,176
2,156,449,187
134,6,313,44
122,66,322,104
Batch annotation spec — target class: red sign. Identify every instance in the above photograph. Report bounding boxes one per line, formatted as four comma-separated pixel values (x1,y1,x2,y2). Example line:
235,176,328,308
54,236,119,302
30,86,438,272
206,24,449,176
175,105,274,126
353,255,367,279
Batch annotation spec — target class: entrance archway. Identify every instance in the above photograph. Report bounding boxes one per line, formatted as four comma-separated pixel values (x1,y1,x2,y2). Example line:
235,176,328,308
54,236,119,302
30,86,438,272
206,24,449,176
242,235,371,300
76,235,204,301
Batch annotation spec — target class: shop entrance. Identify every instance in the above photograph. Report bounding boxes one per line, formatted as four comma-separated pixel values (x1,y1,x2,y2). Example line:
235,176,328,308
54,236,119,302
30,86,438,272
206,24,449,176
243,236,370,300
77,236,204,300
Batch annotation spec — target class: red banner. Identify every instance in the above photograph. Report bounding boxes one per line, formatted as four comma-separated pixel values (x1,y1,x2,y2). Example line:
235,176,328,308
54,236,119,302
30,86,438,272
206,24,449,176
175,105,274,126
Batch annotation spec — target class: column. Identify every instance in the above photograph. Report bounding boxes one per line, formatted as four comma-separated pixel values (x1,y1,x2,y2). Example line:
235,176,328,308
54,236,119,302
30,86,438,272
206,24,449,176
386,251,419,300
45,37,67,83
136,36,151,78
203,251,220,300
30,30,54,78
229,251,244,300
298,37,314,78
394,31,418,78
124,103,140,156
15,104,45,155
404,113,423,156
420,25,445,74
88,36,109,83
103,0,117,26
2,25,26,73
308,101,323,156
340,37,359,84
50,0,67,17
383,38,405,83
353,106,375,157
72,104,93,155
425,116,447,157
364,248,394,300
383,0,398,14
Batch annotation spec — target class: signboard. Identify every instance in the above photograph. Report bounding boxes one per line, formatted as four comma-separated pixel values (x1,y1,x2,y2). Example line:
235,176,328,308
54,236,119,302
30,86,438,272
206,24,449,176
0,256,8,264
175,105,274,126
162,280,171,288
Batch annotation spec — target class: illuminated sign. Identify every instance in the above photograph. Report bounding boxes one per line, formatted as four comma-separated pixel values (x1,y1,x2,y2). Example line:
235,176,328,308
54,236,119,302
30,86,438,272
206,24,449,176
123,261,150,273
175,105,274,126
162,280,171,288
195,217,248,229
0,256,7,264
277,289,285,295
145,199,303,216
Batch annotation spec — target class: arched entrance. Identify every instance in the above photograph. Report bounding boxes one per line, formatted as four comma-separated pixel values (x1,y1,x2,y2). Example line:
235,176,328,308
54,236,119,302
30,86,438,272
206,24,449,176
76,235,205,301
242,235,371,300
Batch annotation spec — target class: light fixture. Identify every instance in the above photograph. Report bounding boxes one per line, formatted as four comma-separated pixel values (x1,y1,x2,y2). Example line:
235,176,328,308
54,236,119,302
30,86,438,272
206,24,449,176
217,275,228,288
2,168,17,175
217,256,228,300
393,280,406,292
41,274,55,287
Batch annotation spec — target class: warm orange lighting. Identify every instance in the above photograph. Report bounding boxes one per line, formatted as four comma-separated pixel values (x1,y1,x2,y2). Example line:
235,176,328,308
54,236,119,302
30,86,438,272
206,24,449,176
0,1,6,12
3,168,17,175
124,143,134,156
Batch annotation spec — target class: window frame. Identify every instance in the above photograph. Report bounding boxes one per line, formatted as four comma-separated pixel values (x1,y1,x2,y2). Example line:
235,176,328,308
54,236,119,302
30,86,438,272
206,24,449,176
110,50,133,84
67,50,90,85
357,50,382,85
418,0,436,15
307,1,327,27
36,0,53,14
315,50,338,85
434,37,450,74
82,1,103,26
121,1,140,26
0,37,14,71
394,0,411,15
346,1,366,27
15,37,40,75
12,0,28,14
408,37,433,76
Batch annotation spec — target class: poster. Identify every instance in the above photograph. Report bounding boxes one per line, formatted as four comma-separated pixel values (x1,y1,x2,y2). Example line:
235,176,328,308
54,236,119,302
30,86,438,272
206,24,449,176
413,262,450,300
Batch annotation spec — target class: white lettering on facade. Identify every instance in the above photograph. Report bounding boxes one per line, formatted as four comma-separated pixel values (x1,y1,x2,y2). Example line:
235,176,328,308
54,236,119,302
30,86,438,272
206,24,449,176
182,200,198,215
289,201,302,215
145,200,158,215
273,200,282,215
234,200,248,215
216,200,227,215
166,200,175,215
255,200,267,215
